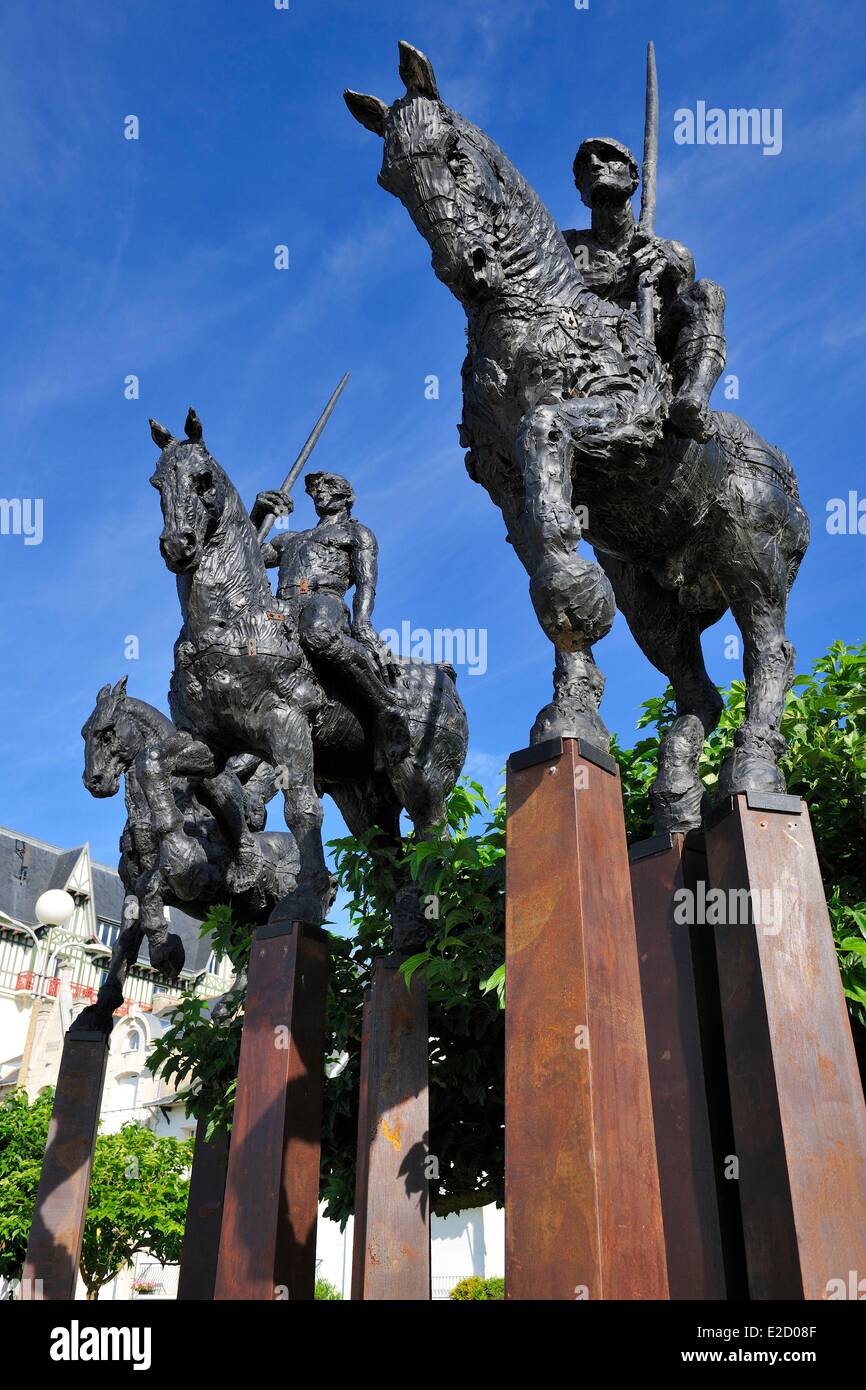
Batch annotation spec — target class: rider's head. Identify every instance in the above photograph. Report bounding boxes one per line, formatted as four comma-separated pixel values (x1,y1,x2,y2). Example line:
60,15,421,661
573,138,639,209
306,472,355,518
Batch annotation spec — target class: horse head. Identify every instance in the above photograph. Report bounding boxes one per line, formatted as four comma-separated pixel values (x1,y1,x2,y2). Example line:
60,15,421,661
81,676,138,797
149,408,229,574
345,42,573,310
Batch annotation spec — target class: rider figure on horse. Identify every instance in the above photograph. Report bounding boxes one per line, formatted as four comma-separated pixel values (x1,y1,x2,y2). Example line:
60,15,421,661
250,471,409,759
564,137,726,444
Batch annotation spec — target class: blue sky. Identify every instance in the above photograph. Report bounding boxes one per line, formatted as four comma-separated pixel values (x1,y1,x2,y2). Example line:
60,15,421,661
1,0,864,889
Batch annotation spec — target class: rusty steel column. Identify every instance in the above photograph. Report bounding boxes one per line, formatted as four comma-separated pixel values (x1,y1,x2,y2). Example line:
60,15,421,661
214,921,328,1301
177,1117,229,1300
22,1029,109,1300
505,737,668,1300
630,831,745,1299
352,955,430,1300
706,792,866,1300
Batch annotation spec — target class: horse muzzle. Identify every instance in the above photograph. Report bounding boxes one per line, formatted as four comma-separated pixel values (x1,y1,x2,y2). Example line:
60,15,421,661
83,768,119,799
159,530,200,572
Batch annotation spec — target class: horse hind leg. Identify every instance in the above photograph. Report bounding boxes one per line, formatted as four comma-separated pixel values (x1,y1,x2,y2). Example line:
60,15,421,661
712,475,808,799
601,554,724,834
717,567,796,800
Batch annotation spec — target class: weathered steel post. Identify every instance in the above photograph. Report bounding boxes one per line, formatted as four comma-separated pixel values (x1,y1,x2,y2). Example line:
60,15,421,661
504,736,668,1300
21,1030,109,1300
706,792,866,1299
351,955,430,1300
214,921,328,1301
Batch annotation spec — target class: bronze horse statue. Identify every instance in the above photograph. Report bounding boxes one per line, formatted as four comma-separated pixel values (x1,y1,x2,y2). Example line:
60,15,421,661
76,676,299,1032
148,412,469,926
346,43,809,833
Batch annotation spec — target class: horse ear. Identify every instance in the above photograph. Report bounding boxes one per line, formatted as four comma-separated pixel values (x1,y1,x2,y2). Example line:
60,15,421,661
150,419,174,449
343,89,388,136
398,41,440,99
112,675,128,700
96,683,111,703
184,407,203,442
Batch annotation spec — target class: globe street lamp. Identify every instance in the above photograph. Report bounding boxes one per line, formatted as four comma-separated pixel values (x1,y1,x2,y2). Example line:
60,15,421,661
34,889,76,929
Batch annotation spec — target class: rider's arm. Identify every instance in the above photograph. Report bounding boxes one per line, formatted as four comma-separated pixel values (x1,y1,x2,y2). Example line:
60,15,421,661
349,523,379,633
250,490,294,571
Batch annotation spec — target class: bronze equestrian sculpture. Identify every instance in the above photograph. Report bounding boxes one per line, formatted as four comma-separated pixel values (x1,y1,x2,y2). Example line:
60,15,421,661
75,677,299,1033
149,409,468,928
345,42,809,833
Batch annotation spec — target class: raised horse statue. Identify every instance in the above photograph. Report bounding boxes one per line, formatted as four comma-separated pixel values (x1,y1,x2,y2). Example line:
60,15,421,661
345,42,810,833
75,676,299,1032
147,411,469,927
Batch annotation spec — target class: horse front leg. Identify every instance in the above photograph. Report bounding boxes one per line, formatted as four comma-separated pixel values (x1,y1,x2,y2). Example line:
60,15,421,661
70,894,145,1036
509,401,617,746
261,708,333,927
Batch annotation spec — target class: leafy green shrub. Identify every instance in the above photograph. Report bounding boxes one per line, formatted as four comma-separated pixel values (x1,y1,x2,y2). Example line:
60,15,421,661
611,640,866,1027
314,1277,342,1300
450,1274,504,1300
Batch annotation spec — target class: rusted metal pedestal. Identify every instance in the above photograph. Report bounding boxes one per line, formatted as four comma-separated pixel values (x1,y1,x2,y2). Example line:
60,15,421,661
706,792,866,1299
505,736,668,1300
21,1029,109,1300
352,954,430,1300
630,831,746,1299
214,920,328,1301
177,1118,229,1300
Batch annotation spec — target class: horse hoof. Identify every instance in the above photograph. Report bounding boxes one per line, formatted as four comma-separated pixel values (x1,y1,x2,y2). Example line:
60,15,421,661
650,775,707,836
529,554,615,651
267,875,335,929
69,1003,116,1037
148,931,185,980
226,844,265,895
530,699,611,751
717,749,787,800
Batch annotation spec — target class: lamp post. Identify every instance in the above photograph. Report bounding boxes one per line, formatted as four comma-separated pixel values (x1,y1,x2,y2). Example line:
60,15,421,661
33,888,76,995
21,890,108,1301
17,890,76,1091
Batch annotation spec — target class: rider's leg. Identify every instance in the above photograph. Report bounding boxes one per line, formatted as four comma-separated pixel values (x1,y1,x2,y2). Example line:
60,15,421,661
665,279,726,442
299,593,410,761
197,763,263,891
138,877,185,978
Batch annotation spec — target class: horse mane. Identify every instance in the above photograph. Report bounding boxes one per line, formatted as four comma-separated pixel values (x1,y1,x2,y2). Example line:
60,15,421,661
124,696,177,743
451,109,584,297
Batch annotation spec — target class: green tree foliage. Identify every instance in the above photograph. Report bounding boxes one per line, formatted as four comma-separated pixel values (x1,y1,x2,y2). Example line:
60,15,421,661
79,1123,192,1299
314,1276,342,1300
611,640,866,1026
449,1274,505,1300
0,1088,192,1297
0,1087,53,1281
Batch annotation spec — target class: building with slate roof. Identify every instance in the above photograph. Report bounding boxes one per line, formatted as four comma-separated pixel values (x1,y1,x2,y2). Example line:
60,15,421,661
0,822,233,1110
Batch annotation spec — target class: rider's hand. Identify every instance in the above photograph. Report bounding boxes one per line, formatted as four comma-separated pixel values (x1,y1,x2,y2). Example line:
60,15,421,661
630,242,668,282
252,490,294,525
